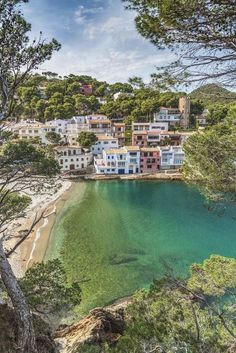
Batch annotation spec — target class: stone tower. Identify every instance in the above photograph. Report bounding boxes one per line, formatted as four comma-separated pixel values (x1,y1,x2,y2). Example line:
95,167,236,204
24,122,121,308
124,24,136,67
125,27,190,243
179,96,191,128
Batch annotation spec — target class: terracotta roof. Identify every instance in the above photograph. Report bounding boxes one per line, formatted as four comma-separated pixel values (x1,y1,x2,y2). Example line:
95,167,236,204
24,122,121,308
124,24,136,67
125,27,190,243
54,146,81,151
97,134,118,141
89,119,111,124
141,147,160,152
133,131,148,135
105,148,127,154
125,146,140,151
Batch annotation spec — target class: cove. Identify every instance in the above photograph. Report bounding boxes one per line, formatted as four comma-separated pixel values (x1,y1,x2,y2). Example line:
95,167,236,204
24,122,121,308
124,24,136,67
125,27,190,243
45,180,236,317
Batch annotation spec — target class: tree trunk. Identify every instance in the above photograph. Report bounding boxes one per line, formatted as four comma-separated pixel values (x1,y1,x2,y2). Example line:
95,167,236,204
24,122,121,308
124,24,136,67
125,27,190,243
0,242,38,353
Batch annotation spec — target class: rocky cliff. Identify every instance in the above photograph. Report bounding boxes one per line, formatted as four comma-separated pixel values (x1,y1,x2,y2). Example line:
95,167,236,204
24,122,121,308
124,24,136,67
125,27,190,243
55,300,130,353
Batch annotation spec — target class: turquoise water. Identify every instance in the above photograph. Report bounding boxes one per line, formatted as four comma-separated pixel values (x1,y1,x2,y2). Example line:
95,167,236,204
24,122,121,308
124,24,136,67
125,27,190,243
45,181,236,316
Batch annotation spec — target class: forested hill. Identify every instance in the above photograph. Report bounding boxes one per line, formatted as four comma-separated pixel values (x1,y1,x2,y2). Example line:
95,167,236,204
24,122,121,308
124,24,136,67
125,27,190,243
13,74,236,124
190,84,236,106
12,73,185,123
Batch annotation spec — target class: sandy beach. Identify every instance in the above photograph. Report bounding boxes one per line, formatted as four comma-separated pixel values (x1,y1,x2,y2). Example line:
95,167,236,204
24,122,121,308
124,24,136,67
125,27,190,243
7,179,72,278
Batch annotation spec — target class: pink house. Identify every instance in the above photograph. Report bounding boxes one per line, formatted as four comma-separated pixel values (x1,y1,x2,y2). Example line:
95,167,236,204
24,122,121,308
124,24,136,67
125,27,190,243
140,147,160,173
80,84,93,96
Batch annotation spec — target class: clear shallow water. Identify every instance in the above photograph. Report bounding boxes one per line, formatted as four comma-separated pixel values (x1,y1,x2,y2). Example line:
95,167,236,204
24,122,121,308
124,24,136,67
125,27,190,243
45,181,236,316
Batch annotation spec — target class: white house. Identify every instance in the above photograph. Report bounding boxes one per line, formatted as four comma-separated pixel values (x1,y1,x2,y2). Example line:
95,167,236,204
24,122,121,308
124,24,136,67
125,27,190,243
160,146,185,170
54,146,93,172
91,134,119,156
154,107,181,126
94,146,140,175
16,121,44,140
66,116,89,135
132,122,169,132
113,92,133,101
46,119,68,134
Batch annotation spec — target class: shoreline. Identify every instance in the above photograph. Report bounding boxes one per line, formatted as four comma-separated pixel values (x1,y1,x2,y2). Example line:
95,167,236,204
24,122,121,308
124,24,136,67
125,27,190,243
64,170,183,181
8,179,72,278
9,173,182,278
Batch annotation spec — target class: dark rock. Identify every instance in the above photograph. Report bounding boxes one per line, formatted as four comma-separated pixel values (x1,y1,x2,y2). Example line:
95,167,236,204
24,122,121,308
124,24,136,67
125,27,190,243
0,304,57,353
109,254,138,265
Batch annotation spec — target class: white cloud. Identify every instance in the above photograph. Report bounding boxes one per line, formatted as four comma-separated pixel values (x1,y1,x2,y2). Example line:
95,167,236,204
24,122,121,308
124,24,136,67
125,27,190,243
23,0,175,82
74,5,104,25
84,16,136,40
39,44,174,83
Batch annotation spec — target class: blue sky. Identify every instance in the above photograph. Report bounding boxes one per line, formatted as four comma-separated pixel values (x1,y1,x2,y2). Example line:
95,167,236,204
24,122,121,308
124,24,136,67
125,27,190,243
22,0,173,83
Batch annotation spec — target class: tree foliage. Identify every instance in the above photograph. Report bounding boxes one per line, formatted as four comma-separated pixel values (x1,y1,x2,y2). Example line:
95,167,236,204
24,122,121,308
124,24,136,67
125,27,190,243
0,139,60,353
20,259,81,314
77,131,98,148
124,0,236,87
183,112,236,202
0,0,61,117
45,131,62,145
109,255,236,353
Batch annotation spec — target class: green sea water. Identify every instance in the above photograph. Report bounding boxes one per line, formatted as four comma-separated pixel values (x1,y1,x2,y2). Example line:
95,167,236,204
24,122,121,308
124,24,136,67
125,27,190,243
45,181,236,317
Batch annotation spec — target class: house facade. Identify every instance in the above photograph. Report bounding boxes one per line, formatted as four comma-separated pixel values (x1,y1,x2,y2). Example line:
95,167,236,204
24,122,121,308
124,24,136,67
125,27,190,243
140,147,161,173
88,119,112,135
154,107,181,126
112,123,126,145
132,122,168,132
54,146,93,172
94,146,140,175
160,146,185,170
91,135,119,155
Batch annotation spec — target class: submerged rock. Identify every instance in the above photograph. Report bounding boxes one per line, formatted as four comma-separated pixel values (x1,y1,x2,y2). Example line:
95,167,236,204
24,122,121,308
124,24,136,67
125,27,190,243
109,254,138,265
55,301,129,353
127,248,146,256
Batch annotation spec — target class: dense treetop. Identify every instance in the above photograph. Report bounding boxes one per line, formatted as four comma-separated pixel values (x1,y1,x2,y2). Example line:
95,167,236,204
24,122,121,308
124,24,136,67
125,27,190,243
10,73,236,126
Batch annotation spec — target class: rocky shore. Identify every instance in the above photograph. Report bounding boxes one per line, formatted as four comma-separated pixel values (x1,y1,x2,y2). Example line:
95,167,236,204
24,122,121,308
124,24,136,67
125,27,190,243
55,299,131,353
0,299,131,353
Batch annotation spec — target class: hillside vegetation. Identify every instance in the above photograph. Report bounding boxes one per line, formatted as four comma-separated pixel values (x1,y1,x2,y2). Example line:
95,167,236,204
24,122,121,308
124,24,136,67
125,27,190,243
191,84,236,106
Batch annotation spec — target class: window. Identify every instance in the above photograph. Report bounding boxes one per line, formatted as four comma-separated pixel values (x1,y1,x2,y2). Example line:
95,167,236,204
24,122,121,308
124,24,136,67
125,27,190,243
104,141,108,145
71,159,73,162
65,159,68,162
147,165,152,169
73,150,76,155
112,141,116,144
60,159,63,165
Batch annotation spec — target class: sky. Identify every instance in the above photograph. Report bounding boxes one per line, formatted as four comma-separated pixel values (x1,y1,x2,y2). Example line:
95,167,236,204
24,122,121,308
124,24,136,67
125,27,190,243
22,0,173,83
